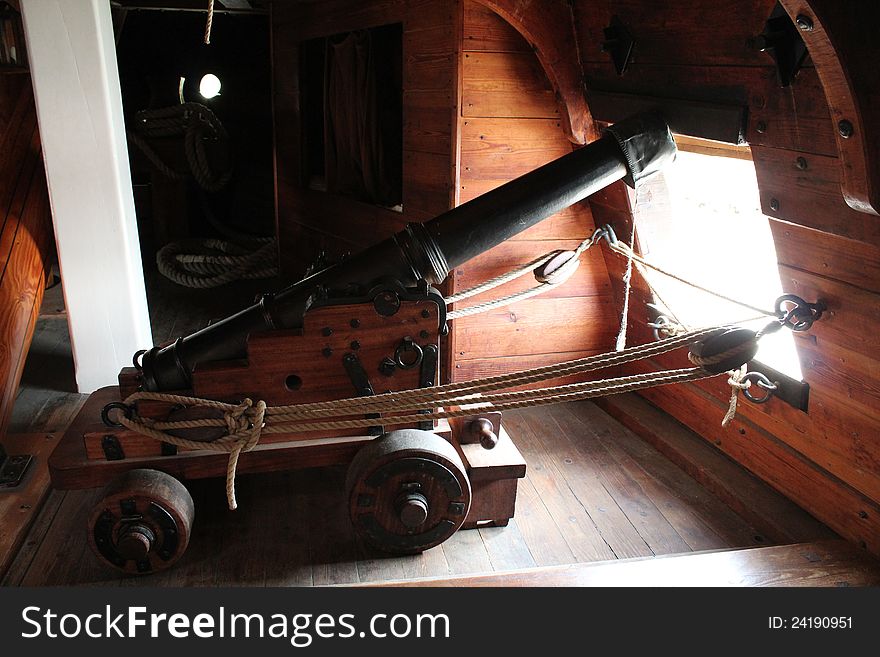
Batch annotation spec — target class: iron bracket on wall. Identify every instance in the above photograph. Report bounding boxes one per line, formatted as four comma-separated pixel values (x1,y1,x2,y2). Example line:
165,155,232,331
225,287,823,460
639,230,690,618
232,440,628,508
0,442,32,488
749,1,808,87
744,360,810,412
601,15,635,76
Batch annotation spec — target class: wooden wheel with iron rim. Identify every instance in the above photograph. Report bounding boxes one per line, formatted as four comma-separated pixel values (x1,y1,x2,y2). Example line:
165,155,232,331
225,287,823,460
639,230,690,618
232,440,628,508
346,429,471,554
87,468,194,575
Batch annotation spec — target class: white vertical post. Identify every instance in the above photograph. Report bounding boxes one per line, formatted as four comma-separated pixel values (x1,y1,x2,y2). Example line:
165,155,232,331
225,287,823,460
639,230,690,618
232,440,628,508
20,0,152,393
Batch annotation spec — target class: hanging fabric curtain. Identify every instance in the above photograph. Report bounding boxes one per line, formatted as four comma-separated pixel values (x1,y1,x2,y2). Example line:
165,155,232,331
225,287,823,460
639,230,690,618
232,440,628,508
323,28,401,206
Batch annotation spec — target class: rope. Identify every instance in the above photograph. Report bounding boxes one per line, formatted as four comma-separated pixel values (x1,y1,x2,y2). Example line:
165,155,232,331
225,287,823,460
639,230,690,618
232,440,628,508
118,397,265,510
615,218,637,351
157,238,279,288
447,280,563,319
129,102,281,288
607,240,777,318
204,0,215,45
129,102,233,192
446,229,602,319
114,327,743,509
447,253,555,304
722,365,750,428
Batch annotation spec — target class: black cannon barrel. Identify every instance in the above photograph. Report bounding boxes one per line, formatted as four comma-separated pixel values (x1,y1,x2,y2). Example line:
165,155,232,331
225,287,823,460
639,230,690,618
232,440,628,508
140,111,676,391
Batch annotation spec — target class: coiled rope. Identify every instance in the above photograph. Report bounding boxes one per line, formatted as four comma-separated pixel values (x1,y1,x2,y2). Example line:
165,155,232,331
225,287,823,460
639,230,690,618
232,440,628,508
129,103,233,192
128,102,280,288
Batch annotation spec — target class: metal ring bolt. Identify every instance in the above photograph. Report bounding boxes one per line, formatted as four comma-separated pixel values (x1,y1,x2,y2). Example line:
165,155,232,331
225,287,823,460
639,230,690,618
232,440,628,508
741,372,778,404
102,402,133,428
394,339,424,370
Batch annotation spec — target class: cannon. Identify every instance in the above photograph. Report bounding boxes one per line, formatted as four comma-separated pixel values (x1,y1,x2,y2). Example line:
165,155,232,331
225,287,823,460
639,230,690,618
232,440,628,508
49,112,677,574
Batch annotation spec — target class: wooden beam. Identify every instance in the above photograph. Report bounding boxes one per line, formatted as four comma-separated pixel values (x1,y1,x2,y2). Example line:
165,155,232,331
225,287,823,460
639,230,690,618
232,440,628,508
779,1,880,216
357,540,880,587
474,0,597,144
20,0,153,392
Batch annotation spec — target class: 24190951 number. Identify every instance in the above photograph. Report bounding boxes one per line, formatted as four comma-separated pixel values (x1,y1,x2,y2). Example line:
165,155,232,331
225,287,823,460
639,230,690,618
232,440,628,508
769,617,852,629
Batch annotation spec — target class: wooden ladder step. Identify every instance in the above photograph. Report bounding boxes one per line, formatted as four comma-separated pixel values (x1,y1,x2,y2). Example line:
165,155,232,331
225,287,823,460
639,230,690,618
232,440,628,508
355,540,880,587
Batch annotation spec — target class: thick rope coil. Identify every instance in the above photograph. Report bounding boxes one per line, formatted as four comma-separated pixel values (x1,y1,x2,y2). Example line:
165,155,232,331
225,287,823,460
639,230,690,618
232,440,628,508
129,102,233,192
157,238,278,288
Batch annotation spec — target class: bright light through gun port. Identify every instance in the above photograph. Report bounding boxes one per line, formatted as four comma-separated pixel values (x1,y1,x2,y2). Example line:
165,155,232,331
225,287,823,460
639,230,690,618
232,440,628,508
199,73,222,99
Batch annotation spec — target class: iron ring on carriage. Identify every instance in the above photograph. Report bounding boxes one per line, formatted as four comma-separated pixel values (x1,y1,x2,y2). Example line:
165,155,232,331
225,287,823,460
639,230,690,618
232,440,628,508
742,372,778,404
101,401,134,428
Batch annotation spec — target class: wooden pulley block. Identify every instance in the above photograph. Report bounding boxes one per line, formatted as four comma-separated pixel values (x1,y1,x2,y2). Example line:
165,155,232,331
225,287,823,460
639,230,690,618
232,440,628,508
87,468,195,575
345,429,471,554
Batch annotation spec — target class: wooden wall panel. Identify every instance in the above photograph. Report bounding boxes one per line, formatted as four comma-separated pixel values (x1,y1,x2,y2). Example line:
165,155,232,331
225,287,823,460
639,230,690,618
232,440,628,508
462,52,559,119
575,0,880,554
754,146,880,248
272,0,458,278
0,75,54,439
462,1,524,52
450,1,618,382
769,219,880,294
574,0,778,68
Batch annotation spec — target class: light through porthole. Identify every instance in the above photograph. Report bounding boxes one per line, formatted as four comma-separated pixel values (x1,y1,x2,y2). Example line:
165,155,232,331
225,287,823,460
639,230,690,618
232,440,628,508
633,136,803,381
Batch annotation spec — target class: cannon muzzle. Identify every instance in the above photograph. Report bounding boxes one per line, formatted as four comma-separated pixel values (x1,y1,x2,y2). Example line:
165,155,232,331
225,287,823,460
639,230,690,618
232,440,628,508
140,111,676,391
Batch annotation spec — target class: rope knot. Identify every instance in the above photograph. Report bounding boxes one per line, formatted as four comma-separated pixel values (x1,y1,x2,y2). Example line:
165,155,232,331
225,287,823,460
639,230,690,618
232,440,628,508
225,398,254,433
722,365,750,428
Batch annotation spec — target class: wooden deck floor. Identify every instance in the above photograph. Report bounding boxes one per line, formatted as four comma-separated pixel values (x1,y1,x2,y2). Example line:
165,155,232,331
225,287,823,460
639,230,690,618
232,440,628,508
1,277,840,586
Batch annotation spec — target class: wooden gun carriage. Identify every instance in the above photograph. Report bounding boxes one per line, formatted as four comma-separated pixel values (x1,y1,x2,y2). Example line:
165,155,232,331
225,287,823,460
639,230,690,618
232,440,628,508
48,112,677,574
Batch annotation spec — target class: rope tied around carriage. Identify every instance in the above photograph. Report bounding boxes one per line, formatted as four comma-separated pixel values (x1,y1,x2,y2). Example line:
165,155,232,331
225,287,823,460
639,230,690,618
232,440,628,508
108,325,764,511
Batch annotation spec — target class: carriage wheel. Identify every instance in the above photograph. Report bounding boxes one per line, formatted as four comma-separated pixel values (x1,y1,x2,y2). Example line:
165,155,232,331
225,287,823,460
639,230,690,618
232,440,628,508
87,469,194,575
346,429,471,554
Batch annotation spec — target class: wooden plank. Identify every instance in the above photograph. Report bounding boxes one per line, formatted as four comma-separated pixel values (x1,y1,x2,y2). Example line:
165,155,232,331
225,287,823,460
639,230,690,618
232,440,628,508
463,1,528,53
361,540,880,587
452,296,617,359
505,409,653,560
403,149,453,214
439,526,494,574
531,406,695,556
508,472,579,566
404,95,454,155
453,350,607,385
0,154,51,440
462,51,559,118
569,402,766,551
769,218,880,294
306,468,360,586
17,488,121,586
779,0,880,215
272,0,406,42
754,145,880,246
779,263,880,361
636,380,880,555
477,518,536,571
0,433,60,579
581,62,836,156
460,117,573,179
624,350,880,508
1,489,66,586
595,393,836,545
574,0,780,67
